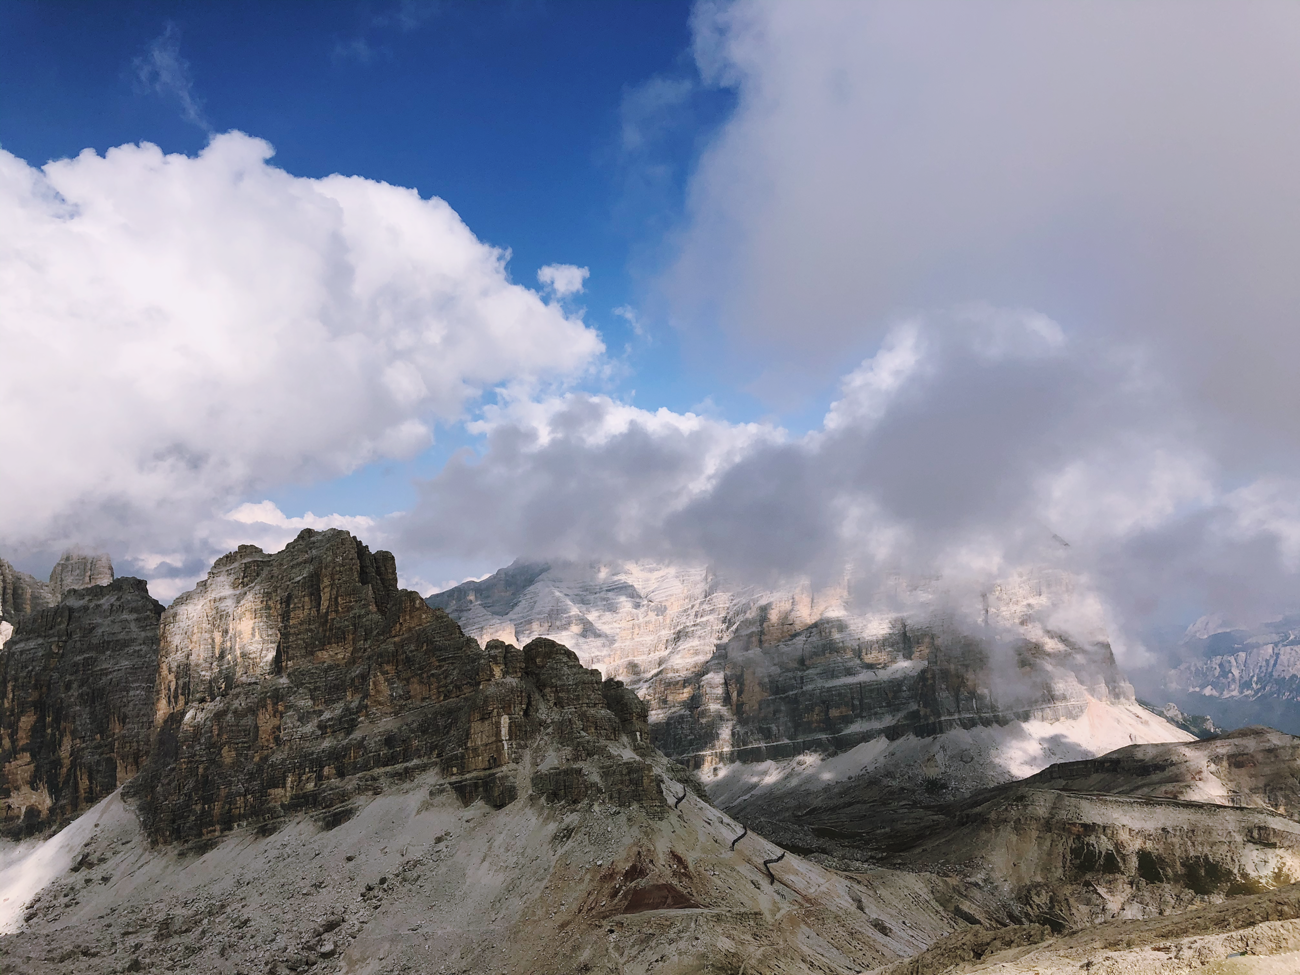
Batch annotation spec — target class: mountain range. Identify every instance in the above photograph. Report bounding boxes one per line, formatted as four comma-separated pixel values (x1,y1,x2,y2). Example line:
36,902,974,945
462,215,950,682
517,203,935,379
2,535,1300,973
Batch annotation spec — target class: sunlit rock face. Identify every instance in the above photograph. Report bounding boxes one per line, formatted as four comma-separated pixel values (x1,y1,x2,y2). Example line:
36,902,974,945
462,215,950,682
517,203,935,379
430,562,1183,791
0,577,162,837
131,529,657,843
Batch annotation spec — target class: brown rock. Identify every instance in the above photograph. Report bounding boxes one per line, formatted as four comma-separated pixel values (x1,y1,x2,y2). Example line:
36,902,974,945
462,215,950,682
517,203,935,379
0,577,161,837
129,529,662,842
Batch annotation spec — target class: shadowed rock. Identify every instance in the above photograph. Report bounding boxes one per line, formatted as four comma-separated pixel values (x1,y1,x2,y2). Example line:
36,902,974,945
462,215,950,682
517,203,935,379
0,577,161,837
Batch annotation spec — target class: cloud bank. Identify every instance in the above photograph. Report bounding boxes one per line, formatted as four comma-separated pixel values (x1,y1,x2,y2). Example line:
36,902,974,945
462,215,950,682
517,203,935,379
0,132,601,577
394,0,1300,657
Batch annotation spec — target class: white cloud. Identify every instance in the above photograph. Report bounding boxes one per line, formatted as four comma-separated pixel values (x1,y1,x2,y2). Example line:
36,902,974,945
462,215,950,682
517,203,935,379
537,263,589,297
0,132,602,570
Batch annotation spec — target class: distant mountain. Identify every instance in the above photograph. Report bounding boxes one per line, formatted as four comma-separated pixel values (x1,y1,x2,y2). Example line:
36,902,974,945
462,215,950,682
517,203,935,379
429,560,1190,813
1164,615,1300,735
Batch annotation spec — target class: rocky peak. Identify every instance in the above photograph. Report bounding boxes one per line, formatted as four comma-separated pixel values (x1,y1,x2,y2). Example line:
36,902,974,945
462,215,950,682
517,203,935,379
0,577,162,837
46,550,114,602
130,529,663,843
0,549,115,633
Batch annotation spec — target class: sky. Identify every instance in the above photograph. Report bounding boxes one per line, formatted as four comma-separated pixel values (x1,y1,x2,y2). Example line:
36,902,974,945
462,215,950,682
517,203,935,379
5,1,1300,674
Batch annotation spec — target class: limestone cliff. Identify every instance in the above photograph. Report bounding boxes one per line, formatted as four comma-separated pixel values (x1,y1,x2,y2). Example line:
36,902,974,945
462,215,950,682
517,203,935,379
0,558,54,626
429,561,1182,788
0,551,114,634
0,577,162,837
129,529,659,843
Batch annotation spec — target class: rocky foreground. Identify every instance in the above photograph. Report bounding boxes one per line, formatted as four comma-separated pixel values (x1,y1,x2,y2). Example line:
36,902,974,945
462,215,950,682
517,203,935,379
4,534,1300,973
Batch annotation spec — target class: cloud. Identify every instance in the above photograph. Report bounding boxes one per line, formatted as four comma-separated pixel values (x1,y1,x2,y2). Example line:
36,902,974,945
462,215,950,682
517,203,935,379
537,264,589,297
670,0,1300,453
395,309,1174,580
394,298,1300,662
399,392,781,566
0,132,602,576
133,23,210,131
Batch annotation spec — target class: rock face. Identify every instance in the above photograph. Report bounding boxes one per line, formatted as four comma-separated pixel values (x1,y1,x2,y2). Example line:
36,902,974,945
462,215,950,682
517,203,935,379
0,551,115,636
130,529,658,843
1164,616,1300,735
0,558,55,627
429,561,1185,793
0,577,162,837
45,551,114,602
763,728,1300,930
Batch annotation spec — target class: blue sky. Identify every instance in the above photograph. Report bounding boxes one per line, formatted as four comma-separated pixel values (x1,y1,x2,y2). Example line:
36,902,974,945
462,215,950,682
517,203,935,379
6,1,1300,653
1,0,748,521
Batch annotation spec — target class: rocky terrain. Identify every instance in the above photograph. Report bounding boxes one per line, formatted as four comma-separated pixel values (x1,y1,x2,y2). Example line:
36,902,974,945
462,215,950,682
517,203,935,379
0,577,162,837
4,535,1300,974
430,561,1189,811
733,728,1300,936
0,530,1002,974
0,551,115,649
1163,616,1300,736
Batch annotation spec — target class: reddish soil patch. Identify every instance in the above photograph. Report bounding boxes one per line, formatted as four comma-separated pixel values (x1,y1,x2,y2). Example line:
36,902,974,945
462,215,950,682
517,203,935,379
621,883,702,914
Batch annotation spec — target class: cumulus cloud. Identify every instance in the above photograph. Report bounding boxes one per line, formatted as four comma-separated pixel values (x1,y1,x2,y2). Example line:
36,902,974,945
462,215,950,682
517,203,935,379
399,391,781,567
0,132,602,576
537,264,590,297
395,293,1300,665
397,309,1180,581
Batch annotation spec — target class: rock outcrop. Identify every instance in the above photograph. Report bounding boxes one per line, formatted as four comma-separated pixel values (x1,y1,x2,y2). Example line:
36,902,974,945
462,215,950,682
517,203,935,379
129,529,659,843
0,558,55,626
45,551,113,602
756,728,1300,930
0,550,114,635
0,577,162,837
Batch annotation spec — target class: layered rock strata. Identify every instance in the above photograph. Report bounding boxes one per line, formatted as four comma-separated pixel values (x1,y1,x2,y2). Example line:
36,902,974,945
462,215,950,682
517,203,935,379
430,561,1182,779
129,529,658,843
1,551,114,634
751,728,1300,930
0,577,162,837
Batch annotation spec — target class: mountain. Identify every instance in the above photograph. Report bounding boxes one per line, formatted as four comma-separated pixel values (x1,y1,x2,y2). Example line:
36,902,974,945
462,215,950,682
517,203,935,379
429,560,1190,816
1163,615,1300,735
1,530,1002,974
0,551,115,648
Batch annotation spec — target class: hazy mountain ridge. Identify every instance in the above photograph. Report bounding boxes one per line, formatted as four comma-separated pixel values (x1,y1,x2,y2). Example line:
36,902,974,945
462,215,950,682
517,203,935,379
3,536,1300,972
1162,616,1300,736
429,560,1189,805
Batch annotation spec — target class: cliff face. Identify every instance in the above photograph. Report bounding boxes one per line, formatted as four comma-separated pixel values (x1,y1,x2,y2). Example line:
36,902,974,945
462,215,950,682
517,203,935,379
0,551,115,634
1163,616,1300,735
0,559,55,626
429,562,1180,788
0,577,162,837
891,728,1300,928
129,529,658,843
